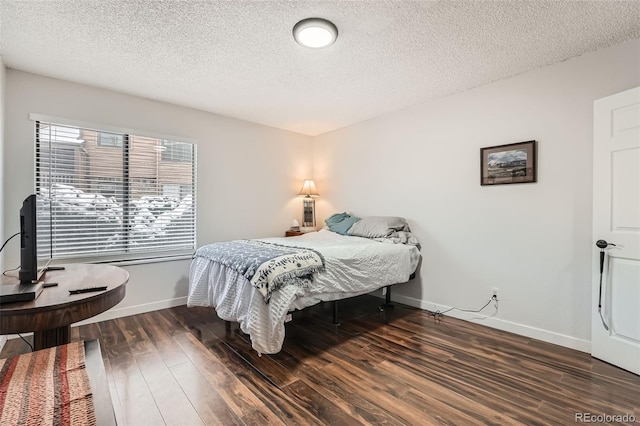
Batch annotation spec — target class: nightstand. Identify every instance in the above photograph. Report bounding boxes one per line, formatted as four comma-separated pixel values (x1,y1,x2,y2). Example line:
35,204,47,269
285,230,304,237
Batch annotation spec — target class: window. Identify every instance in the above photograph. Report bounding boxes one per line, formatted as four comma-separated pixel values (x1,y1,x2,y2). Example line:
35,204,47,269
98,132,123,147
35,119,197,263
161,140,192,162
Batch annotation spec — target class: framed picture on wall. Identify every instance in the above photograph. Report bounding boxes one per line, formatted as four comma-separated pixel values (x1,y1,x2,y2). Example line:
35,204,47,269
480,140,537,186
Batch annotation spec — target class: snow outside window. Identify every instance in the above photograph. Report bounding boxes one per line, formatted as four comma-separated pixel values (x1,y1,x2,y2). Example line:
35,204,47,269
35,120,197,263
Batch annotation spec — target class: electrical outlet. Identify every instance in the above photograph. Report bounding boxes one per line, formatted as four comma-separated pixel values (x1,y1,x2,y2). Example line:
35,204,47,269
491,287,499,299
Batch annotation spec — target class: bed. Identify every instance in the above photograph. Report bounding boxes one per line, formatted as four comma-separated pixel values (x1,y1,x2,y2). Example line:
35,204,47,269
187,216,420,355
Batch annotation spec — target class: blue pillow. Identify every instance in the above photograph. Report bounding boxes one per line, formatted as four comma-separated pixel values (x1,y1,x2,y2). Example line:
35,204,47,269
325,212,350,227
325,213,361,235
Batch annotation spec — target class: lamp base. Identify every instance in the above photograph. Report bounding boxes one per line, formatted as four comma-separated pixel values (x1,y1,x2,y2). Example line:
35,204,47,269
302,198,316,228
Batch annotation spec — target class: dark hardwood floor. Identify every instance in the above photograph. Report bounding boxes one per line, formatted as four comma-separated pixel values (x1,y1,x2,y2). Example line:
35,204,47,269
2,296,638,425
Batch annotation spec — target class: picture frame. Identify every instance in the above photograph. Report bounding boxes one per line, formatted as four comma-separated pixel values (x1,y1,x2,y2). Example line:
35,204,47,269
480,140,537,186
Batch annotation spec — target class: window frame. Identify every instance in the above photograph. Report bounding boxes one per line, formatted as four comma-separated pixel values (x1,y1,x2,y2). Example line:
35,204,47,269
30,113,197,265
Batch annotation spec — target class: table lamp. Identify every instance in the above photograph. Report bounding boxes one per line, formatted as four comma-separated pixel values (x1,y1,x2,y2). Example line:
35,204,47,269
298,179,319,229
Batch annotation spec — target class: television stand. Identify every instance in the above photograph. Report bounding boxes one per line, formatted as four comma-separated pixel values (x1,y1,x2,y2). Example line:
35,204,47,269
0,282,43,304
41,265,66,273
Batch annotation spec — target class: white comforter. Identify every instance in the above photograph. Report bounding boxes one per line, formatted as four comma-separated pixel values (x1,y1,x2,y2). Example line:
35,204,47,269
187,229,420,354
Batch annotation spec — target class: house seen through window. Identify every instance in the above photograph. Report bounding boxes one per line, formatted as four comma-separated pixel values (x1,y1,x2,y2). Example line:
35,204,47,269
35,120,197,262
97,132,123,147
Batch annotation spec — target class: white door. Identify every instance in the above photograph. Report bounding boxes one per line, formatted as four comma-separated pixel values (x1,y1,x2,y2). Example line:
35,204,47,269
592,86,640,375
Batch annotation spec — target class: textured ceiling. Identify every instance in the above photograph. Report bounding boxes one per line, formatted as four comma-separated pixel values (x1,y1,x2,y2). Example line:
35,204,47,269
1,1,639,136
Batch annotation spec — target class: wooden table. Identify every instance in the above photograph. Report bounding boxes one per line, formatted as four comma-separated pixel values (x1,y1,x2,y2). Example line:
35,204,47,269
0,263,128,350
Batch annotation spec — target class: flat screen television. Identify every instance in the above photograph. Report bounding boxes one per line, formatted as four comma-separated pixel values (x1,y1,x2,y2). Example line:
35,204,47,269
0,194,42,304
19,194,38,284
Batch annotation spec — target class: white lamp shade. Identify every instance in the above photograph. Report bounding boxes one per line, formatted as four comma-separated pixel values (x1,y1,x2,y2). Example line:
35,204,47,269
298,179,319,197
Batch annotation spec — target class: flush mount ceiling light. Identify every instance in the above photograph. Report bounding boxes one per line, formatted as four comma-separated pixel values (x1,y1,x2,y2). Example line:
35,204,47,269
293,18,338,48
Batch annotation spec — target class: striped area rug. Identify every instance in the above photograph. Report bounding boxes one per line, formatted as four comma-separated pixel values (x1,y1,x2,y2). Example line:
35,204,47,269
0,341,96,426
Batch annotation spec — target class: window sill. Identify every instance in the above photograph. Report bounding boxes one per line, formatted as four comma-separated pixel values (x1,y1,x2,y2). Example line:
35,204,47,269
97,254,194,267
46,254,194,268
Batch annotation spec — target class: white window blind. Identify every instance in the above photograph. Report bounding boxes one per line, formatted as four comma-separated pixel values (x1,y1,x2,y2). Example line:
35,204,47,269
35,120,197,263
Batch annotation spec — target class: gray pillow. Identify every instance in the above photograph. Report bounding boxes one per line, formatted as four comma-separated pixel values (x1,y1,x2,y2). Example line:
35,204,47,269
348,216,409,238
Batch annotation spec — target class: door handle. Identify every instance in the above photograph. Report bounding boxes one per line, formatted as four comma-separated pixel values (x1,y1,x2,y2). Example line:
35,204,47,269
596,240,616,275
595,240,616,331
596,240,616,249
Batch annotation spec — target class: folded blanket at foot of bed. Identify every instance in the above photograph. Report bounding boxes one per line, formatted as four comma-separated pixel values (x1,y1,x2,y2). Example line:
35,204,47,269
194,239,325,302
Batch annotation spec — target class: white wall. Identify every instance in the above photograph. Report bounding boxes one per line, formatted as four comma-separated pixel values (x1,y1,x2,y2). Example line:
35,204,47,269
0,58,5,273
313,38,640,351
3,70,313,323
0,58,6,349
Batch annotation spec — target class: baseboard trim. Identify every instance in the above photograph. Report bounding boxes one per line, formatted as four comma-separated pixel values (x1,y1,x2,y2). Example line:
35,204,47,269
2,293,591,355
389,293,591,353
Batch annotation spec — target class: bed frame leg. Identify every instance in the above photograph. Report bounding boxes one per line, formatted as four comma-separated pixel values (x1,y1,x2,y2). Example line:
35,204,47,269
379,286,394,312
332,300,341,326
